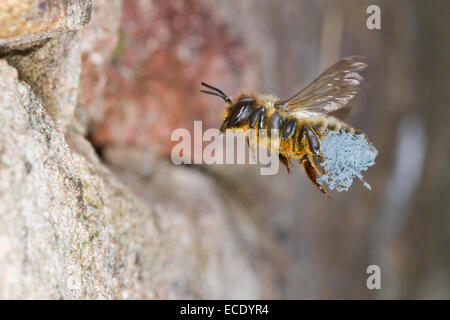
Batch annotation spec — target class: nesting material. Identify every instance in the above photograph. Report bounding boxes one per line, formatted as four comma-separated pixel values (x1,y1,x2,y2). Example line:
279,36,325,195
317,131,378,192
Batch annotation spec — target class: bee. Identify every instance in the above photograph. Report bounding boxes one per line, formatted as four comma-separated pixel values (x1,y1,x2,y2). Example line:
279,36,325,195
200,56,367,194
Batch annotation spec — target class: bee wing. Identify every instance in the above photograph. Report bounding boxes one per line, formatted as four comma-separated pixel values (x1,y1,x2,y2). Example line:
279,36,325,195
277,56,367,114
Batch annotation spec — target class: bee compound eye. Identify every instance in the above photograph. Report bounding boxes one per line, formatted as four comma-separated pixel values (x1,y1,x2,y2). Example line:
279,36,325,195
228,97,256,127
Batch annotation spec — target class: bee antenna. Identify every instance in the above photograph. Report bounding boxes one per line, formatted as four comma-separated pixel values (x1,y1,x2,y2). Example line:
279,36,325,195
200,89,228,101
200,82,232,103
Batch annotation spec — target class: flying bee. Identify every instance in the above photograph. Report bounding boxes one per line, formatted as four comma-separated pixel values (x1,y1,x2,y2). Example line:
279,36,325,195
200,56,367,194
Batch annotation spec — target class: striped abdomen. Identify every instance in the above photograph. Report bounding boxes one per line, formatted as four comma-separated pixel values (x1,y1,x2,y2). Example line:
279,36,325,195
220,96,356,156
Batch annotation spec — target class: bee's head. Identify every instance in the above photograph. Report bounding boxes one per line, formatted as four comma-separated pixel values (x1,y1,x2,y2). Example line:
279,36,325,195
220,97,256,132
200,82,256,132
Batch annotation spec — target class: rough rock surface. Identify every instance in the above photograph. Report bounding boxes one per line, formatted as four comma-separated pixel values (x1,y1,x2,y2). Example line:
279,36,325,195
0,59,271,299
0,59,142,298
5,32,83,131
0,0,92,131
0,0,92,51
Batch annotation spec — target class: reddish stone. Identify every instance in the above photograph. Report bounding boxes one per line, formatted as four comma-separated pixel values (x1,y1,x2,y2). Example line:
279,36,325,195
88,0,255,157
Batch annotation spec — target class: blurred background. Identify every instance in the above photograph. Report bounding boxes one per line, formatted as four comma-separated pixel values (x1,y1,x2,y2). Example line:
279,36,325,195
78,0,449,299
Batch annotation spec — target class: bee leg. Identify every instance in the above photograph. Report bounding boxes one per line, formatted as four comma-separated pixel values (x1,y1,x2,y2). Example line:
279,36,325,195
312,153,329,176
313,151,333,179
279,154,292,173
303,124,327,176
307,125,334,177
301,157,331,197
